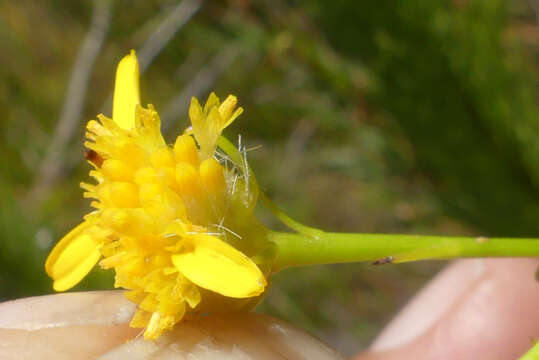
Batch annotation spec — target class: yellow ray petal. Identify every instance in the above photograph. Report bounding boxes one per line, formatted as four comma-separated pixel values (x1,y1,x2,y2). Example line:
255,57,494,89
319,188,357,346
45,222,102,291
112,50,141,129
203,92,220,115
223,106,243,129
188,97,204,133
219,95,243,129
171,235,266,298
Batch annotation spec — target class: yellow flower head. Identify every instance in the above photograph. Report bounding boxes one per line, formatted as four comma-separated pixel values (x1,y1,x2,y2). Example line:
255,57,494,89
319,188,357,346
45,51,273,340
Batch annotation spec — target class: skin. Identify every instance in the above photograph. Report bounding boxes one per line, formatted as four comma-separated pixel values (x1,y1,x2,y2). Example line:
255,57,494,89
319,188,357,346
357,258,539,360
0,258,537,359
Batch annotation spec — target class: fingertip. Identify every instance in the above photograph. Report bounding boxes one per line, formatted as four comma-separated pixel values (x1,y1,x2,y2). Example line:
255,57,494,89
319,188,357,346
0,291,135,330
370,259,486,352
362,259,539,360
0,324,140,360
0,291,139,359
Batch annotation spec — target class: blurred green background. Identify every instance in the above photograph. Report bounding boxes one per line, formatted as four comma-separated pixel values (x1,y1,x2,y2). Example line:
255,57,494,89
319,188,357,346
0,0,537,355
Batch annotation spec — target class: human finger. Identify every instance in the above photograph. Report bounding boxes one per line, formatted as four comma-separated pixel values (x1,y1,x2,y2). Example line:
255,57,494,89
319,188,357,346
0,290,344,359
0,291,139,360
356,258,539,360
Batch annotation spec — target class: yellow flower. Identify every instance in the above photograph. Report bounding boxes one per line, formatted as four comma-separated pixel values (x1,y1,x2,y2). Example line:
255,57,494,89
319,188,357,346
45,50,273,340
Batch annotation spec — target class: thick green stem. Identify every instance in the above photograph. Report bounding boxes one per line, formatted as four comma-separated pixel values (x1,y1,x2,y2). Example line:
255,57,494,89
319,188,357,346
518,342,539,360
269,231,539,272
217,135,539,273
519,341,539,360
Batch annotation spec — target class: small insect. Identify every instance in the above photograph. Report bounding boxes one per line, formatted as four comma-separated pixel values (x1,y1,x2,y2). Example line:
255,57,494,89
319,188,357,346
84,149,104,167
372,256,394,265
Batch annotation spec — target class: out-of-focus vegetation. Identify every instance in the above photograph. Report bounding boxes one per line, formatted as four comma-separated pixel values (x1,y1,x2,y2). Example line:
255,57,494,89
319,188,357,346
0,0,536,355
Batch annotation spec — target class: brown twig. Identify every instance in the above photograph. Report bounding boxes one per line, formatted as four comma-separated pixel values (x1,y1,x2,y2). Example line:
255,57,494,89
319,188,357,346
100,0,203,115
30,0,113,201
32,0,203,202
137,0,203,73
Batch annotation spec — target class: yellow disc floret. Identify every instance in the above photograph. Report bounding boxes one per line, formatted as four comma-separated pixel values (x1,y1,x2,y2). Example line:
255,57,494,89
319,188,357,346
45,51,272,340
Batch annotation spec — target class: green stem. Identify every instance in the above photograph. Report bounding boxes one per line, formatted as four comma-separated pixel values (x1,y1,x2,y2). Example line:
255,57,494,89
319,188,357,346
269,231,539,272
518,342,539,360
218,134,539,273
